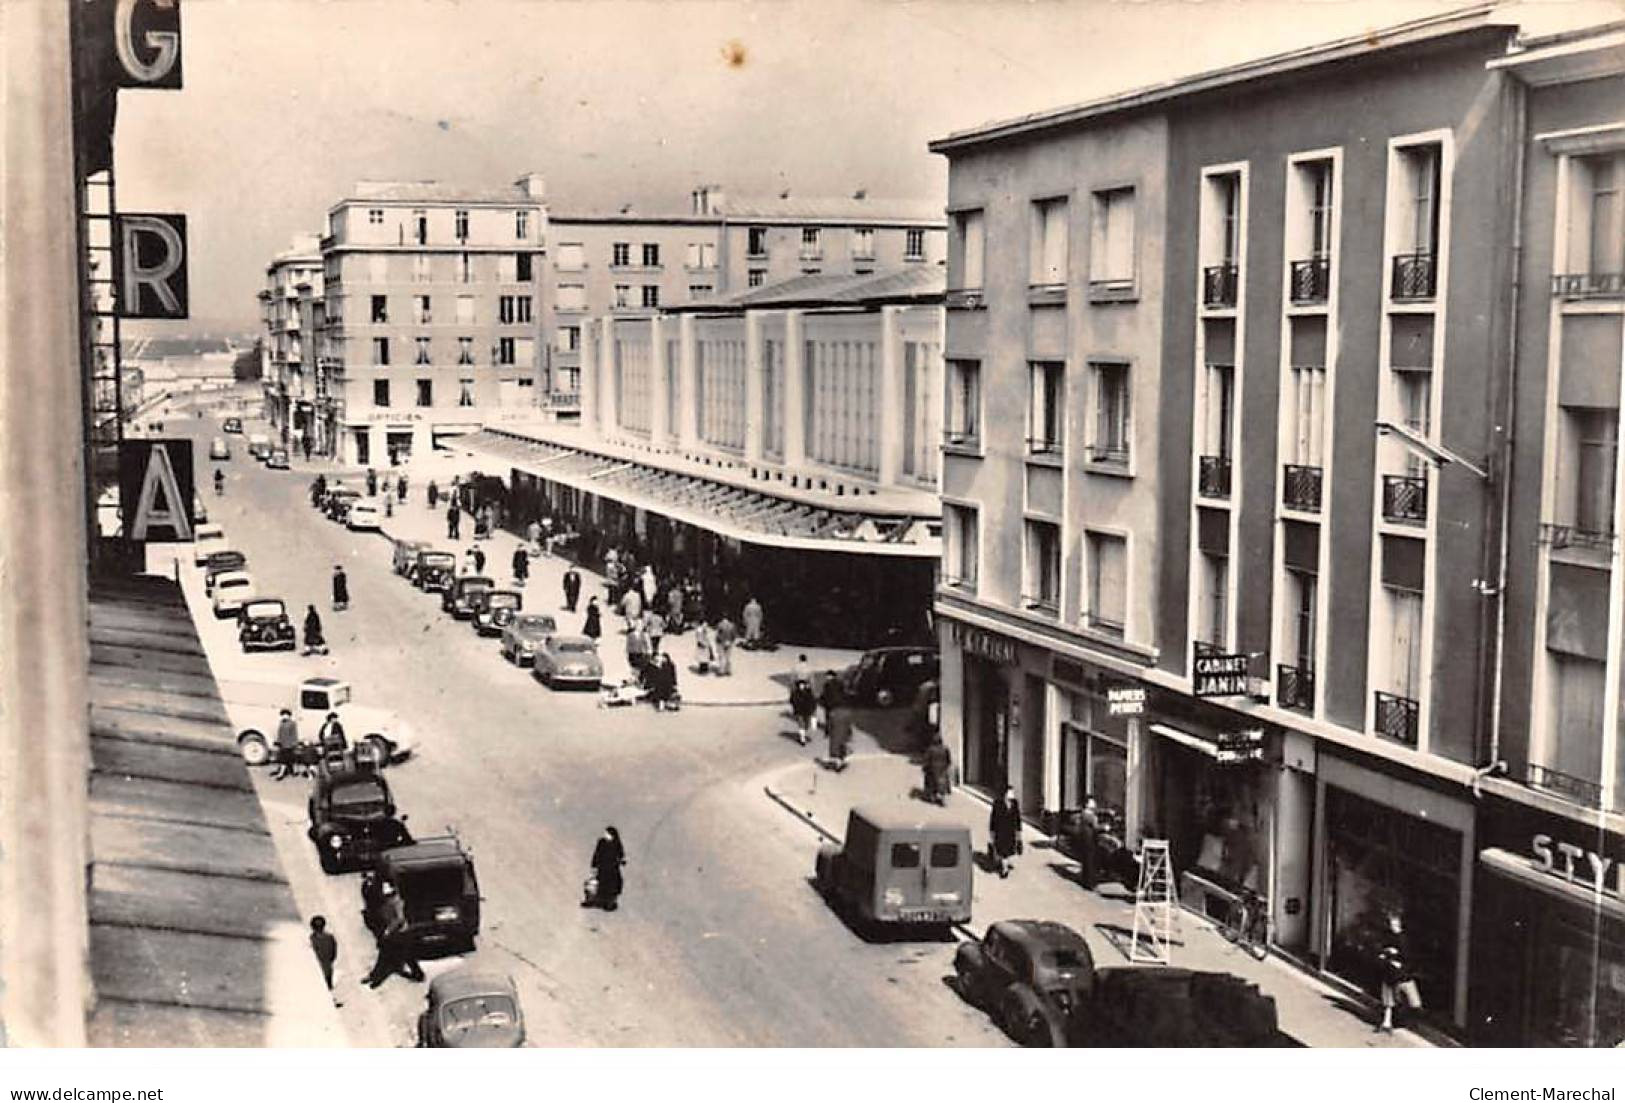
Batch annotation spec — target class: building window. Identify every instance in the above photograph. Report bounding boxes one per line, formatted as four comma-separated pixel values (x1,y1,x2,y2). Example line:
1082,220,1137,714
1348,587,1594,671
1027,360,1065,456
556,243,584,271
458,337,474,365
954,209,985,290
1085,530,1127,636
1202,174,1241,307
1197,550,1228,649
612,242,631,267
516,253,533,282
614,284,632,309
1392,144,1441,299
371,337,390,366
853,228,876,262
413,254,431,284
1561,153,1625,295
1090,187,1135,291
1558,407,1620,539
748,226,768,257
642,285,661,309
800,227,822,260
498,337,516,366
556,325,580,353
1031,196,1068,287
557,284,586,312
373,379,390,407
370,295,388,323
902,339,940,482
641,243,661,267
747,269,766,288
1023,520,1061,615
1290,159,1335,303
515,210,529,239
685,242,717,269
945,359,980,448
454,295,474,325
368,208,384,225
1089,361,1131,467
688,285,713,299
415,337,431,365
1281,567,1318,705
905,227,925,260
1376,583,1423,744
498,295,532,324
1287,364,1327,470
945,504,979,588
459,378,475,407
1199,362,1234,474
454,209,469,241
459,252,472,283
416,379,433,407
413,210,427,245
413,295,431,325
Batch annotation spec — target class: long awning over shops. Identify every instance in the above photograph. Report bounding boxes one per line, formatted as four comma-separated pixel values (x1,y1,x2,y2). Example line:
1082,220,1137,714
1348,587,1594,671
456,428,941,558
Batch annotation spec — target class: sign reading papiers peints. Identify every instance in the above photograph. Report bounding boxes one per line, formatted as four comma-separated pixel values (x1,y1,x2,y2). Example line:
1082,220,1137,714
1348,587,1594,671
1106,684,1146,717
1193,647,1250,698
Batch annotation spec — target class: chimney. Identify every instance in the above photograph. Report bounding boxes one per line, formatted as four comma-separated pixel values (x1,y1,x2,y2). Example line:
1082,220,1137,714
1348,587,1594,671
515,172,547,201
691,184,726,216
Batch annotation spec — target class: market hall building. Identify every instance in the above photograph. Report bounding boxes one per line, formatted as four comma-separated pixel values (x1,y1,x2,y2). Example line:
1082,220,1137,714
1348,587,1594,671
926,6,1625,1042
451,267,946,647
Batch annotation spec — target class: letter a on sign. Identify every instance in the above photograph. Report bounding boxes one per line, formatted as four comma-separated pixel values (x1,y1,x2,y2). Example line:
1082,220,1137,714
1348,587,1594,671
125,441,193,541
116,213,188,319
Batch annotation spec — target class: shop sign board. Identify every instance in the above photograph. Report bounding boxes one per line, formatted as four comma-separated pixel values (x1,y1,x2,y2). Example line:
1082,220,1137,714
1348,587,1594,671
118,438,194,541
116,213,189,319
1106,684,1146,717
950,621,1017,666
1193,649,1249,698
1215,728,1265,765
1530,834,1625,900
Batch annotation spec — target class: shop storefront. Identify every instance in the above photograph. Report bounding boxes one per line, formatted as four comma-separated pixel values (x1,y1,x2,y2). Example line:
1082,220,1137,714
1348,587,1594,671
1470,798,1625,1047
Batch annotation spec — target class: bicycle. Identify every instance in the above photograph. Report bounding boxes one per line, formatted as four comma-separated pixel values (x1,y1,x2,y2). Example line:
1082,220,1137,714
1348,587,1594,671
1221,887,1270,960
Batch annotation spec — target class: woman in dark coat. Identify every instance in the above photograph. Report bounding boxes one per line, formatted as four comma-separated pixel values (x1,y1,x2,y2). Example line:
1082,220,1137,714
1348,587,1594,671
590,827,626,910
989,786,1022,879
303,604,328,655
331,565,350,611
512,544,529,586
582,596,602,641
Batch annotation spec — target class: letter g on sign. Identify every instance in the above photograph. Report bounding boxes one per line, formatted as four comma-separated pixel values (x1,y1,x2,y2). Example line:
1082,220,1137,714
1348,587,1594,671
115,0,181,86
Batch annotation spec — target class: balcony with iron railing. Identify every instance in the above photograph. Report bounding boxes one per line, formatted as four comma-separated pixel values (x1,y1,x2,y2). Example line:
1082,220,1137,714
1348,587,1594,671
1202,264,1238,308
544,390,581,410
1390,252,1437,300
1198,454,1231,499
1277,663,1315,712
1552,271,1625,300
942,425,981,452
1523,762,1606,810
1282,464,1322,513
1289,257,1330,305
1374,691,1420,747
1381,474,1428,525
1026,435,1064,461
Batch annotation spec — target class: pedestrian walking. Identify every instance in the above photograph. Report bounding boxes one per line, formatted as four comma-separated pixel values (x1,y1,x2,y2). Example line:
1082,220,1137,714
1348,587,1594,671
317,712,348,757
647,652,679,711
446,502,460,540
714,615,738,676
1375,911,1418,1033
563,567,582,613
640,565,658,608
742,596,764,645
619,585,643,633
428,480,439,509
302,605,328,655
301,435,312,462
922,733,952,805
586,827,626,911
582,596,603,641
273,708,300,780
644,609,665,655
1075,798,1100,889
693,621,715,674
989,787,1022,879
790,676,816,747
331,564,349,611
396,474,407,503
472,546,486,576
666,584,685,632
364,914,425,988
540,515,554,557
384,494,393,519
822,677,851,768
365,468,377,497
512,544,529,587
309,916,339,996
526,520,542,556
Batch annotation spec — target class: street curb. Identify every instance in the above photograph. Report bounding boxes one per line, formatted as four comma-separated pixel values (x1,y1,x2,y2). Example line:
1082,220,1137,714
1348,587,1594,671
762,785,842,845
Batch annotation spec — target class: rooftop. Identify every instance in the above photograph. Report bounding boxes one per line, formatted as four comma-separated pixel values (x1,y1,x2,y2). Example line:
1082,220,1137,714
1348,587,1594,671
552,195,944,226
711,265,945,311
334,180,543,209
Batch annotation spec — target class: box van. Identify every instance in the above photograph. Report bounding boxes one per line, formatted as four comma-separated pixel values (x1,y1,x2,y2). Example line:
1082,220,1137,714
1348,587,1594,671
814,804,972,931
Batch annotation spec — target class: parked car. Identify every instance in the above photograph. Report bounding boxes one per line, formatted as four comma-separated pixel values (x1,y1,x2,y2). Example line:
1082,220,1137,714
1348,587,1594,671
362,836,480,957
247,433,271,460
529,634,602,688
266,448,290,470
307,765,412,874
211,570,255,618
414,549,457,592
471,590,522,636
208,437,231,461
908,679,941,749
192,491,208,525
393,539,430,577
952,920,1096,1046
443,576,494,619
348,502,383,531
203,549,248,594
222,417,243,434
230,676,415,768
324,487,361,523
838,646,939,707
192,522,227,566
237,597,296,652
813,804,972,932
417,967,524,1048
500,613,558,665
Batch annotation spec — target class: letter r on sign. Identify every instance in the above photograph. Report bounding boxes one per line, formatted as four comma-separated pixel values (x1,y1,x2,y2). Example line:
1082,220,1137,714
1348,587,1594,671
117,213,188,319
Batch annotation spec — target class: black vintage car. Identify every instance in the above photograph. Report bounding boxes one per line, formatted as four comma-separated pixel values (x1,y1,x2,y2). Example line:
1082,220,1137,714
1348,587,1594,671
443,576,494,619
414,550,457,593
363,836,481,957
203,549,248,595
838,646,940,707
237,597,297,653
471,590,522,636
307,766,412,875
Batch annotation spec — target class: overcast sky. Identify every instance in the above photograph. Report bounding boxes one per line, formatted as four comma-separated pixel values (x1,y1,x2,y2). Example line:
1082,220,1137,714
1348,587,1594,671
115,0,1594,332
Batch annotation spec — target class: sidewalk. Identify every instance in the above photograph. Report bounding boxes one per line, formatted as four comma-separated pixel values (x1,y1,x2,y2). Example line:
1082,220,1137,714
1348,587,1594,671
370,488,863,707
761,752,1431,1049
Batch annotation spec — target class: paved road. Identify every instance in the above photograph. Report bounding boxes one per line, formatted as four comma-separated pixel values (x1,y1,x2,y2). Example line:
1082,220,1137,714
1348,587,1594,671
176,413,1005,1048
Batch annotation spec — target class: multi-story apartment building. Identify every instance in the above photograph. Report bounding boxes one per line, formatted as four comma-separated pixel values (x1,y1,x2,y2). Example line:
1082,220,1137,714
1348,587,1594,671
1471,22,1625,1048
320,176,548,465
455,267,945,646
261,233,322,450
545,186,945,406
930,5,1546,1037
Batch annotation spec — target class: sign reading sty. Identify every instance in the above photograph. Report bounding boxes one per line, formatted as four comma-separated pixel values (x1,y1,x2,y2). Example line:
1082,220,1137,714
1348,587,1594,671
116,213,188,319
119,439,194,541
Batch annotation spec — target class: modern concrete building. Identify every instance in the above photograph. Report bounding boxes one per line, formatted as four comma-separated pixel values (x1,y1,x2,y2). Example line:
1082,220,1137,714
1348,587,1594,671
261,233,322,450
456,267,945,646
930,4,1550,1036
320,176,549,465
